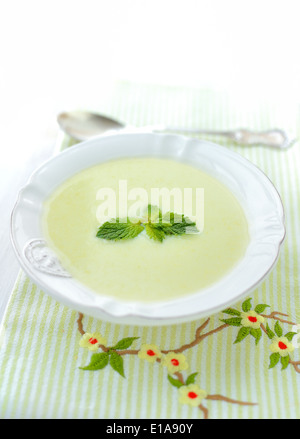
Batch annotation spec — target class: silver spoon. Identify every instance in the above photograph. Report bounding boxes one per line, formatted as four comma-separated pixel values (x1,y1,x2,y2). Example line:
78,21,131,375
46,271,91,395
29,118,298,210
57,111,296,149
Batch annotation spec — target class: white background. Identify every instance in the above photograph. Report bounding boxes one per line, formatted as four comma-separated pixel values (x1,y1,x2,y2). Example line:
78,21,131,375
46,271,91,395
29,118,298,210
1,0,300,317
1,0,300,136
1,0,300,154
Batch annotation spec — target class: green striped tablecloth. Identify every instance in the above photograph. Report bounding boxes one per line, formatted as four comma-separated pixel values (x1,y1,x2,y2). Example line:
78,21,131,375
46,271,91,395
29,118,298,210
1,82,300,419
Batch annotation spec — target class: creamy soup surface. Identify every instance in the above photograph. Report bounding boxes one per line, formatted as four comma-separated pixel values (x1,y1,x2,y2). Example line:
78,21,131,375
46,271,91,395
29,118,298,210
42,158,249,302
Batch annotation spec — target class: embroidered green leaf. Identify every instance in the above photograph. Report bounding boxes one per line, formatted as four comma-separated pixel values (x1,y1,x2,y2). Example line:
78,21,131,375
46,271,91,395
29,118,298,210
96,219,144,241
109,351,125,377
280,355,290,370
242,298,252,312
220,317,242,327
111,337,140,350
79,352,109,371
145,223,166,242
250,328,262,345
269,353,280,369
167,374,184,388
254,304,270,314
222,308,241,317
274,321,283,337
234,327,251,344
266,323,275,340
284,332,297,342
186,372,198,385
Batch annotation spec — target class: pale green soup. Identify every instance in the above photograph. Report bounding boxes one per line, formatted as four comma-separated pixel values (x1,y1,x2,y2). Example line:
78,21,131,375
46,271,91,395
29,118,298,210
42,158,249,302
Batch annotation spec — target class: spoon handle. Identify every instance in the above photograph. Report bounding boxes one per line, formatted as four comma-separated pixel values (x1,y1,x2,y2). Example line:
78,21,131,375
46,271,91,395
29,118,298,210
153,126,295,149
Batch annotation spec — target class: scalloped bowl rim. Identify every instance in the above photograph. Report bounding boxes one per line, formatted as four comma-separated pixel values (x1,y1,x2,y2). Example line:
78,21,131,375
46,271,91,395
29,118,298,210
10,132,285,325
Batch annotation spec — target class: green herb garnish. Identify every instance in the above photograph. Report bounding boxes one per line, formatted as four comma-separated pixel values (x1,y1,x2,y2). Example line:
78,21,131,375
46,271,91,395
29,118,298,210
96,205,198,242
96,218,144,241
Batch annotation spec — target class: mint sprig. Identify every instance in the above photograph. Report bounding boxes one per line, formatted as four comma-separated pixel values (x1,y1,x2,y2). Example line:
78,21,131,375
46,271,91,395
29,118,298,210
96,218,144,241
145,223,166,242
96,205,198,242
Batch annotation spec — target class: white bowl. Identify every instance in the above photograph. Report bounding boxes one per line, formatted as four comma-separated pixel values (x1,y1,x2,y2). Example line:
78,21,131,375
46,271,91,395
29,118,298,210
11,133,285,326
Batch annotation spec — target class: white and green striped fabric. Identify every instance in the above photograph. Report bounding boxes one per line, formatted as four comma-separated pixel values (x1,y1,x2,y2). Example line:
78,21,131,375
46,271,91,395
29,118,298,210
1,82,300,419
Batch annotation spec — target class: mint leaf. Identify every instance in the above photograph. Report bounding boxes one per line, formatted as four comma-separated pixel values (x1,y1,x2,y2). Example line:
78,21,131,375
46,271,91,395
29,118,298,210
146,205,162,223
220,317,242,327
186,372,198,385
269,353,280,369
162,212,184,224
234,327,250,344
96,219,144,241
254,304,270,314
145,223,166,242
111,337,139,350
161,213,198,236
167,374,184,388
274,321,283,337
242,298,252,312
165,222,198,236
280,355,290,370
79,352,109,371
222,308,241,317
109,351,125,377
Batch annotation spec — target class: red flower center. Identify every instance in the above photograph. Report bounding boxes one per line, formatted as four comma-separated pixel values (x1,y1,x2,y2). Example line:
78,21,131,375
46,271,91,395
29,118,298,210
147,349,156,356
248,316,257,323
171,359,180,366
89,338,98,345
188,392,198,399
278,341,287,350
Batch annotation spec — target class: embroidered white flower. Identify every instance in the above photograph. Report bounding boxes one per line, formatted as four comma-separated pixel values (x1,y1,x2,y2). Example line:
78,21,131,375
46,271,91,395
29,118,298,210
162,352,188,374
241,311,264,329
79,332,106,351
269,336,295,357
138,344,162,363
179,384,207,407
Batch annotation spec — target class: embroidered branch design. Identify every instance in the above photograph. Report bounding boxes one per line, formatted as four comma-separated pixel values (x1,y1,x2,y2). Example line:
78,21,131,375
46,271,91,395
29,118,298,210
77,312,256,419
76,298,299,418
220,298,298,372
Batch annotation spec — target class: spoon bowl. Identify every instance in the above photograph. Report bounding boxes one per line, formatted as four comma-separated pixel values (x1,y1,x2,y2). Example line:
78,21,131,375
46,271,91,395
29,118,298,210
57,111,125,141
